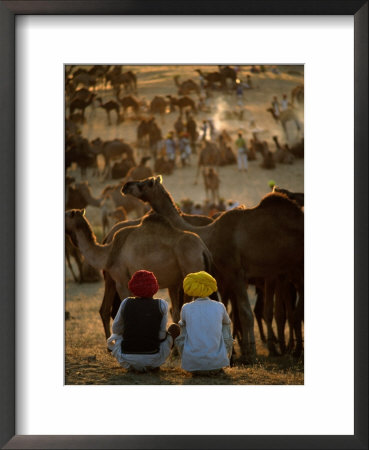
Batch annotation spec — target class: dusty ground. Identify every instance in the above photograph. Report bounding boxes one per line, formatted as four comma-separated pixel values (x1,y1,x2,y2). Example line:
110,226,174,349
65,65,304,385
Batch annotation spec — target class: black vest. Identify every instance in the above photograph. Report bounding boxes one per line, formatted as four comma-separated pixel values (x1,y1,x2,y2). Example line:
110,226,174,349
121,297,163,354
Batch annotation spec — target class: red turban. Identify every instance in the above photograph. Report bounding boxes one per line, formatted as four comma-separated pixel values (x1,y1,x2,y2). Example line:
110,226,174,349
128,270,159,298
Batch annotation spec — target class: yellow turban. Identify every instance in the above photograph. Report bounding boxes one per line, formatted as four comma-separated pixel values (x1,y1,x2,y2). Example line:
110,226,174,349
183,271,217,298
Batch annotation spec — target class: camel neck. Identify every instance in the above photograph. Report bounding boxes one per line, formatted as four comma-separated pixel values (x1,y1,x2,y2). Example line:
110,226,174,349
150,192,214,244
75,230,109,271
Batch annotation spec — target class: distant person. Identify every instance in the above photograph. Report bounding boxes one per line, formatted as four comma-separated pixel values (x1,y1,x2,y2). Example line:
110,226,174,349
272,96,280,118
179,132,191,167
191,203,203,215
236,79,244,106
175,271,233,375
107,270,180,372
165,132,176,164
235,132,248,172
245,74,253,89
201,120,208,141
281,94,288,111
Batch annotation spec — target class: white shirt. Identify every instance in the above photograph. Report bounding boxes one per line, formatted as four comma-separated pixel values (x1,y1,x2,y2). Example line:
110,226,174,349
179,298,231,371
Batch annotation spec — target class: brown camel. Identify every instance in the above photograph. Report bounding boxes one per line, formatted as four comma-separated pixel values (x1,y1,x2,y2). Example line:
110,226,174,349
166,95,197,115
273,136,294,165
266,108,302,141
70,87,92,103
99,205,213,340
65,209,213,333
203,167,220,204
195,69,223,89
69,93,96,119
273,186,304,207
96,97,120,125
123,176,304,360
117,94,140,116
125,156,153,181
66,181,102,210
195,140,221,183
149,96,167,115
66,235,102,284
101,184,148,218
91,138,136,177
173,75,200,96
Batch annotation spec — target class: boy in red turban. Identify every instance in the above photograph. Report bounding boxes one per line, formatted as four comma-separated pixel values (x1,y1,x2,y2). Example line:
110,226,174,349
107,270,180,372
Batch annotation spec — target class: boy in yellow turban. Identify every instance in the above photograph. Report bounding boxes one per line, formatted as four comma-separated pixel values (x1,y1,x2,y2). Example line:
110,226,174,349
175,271,233,374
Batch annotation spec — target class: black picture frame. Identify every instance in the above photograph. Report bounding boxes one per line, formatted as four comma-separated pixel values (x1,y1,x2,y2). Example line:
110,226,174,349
0,1,367,449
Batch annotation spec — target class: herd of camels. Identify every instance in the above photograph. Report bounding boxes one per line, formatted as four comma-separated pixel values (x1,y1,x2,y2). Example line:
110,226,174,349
65,176,304,363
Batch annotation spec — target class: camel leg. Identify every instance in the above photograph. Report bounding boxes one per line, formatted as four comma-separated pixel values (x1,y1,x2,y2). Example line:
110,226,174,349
264,279,279,356
253,287,266,343
275,278,287,354
231,279,256,363
168,286,181,323
99,272,119,340
65,251,78,282
286,283,297,353
293,289,304,358
72,249,84,283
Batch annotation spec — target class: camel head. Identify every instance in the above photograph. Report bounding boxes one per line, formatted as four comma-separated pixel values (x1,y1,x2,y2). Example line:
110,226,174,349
122,175,162,203
65,209,86,246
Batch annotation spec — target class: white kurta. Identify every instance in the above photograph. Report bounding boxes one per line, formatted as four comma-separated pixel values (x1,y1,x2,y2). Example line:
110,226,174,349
178,298,231,372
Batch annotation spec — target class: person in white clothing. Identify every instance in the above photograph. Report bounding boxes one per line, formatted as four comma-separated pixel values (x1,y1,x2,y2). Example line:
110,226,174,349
175,271,233,374
107,270,180,372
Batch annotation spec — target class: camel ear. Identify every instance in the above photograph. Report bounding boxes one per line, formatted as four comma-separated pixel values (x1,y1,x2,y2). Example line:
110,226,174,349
155,175,163,184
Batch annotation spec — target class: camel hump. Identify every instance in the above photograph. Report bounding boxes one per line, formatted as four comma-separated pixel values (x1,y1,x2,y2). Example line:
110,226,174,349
259,192,301,211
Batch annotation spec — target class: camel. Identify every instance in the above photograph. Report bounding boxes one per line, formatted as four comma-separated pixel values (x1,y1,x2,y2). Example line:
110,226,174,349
273,136,294,165
266,108,302,141
72,72,97,90
125,156,153,181
101,184,148,218
195,69,223,89
66,235,102,284
195,140,221,183
65,209,214,334
66,181,102,210
218,65,237,88
123,176,304,361
260,149,276,170
99,204,213,340
174,115,185,137
150,96,168,117
203,167,220,204
66,135,92,175
118,95,140,117
166,95,197,115
96,97,120,125
136,118,162,157
154,156,174,175
291,84,304,106
70,87,92,104
173,75,200,96
69,93,96,119
91,138,136,177
273,186,304,207
111,158,135,180
289,138,304,159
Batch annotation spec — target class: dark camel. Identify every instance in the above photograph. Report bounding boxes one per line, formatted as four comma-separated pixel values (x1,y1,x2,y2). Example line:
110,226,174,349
123,176,304,361
69,93,96,119
96,97,120,125
166,95,197,114
173,75,200,96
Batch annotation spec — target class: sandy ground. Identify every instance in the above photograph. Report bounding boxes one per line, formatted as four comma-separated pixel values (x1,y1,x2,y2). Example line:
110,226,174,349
65,65,304,385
